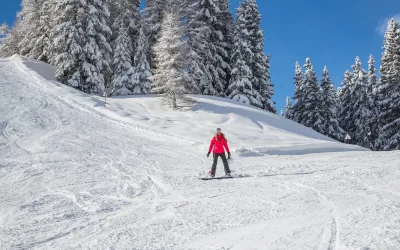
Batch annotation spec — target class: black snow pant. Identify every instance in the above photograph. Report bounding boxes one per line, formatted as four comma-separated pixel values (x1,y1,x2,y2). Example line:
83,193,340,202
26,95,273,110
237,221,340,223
211,153,231,176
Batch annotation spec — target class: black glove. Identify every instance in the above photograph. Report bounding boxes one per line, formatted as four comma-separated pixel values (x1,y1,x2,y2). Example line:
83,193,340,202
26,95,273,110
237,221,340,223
207,152,211,157
227,152,231,159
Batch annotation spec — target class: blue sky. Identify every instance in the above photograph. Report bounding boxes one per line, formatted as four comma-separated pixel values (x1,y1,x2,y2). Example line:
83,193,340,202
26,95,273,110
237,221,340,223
1,0,400,112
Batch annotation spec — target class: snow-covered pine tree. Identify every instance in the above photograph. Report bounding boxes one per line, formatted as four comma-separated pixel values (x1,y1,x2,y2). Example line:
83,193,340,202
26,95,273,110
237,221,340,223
227,19,254,104
111,0,140,95
197,0,227,97
213,0,234,96
233,0,274,111
18,0,43,57
376,18,400,150
184,0,207,94
150,7,194,108
350,57,370,148
338,70,354,140
301,58,323,133
53,0,84,89
112,26,134,95
0,21,23,57
133,28,152,94
53,0,112,94
142,0,167,71
290,61,305,123
239,0,275,111
280,109,284,117
376,19,400,150
285,96,292,119
0,23,7,42
367,54,380,149
379,19,400,96
30,0,56,63
233,0,260,107
320,66,344,141
261,54,276,113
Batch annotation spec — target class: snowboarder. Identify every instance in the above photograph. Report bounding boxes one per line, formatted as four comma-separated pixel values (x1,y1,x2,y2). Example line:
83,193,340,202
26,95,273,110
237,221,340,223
344,133,351,144
207,128,231,177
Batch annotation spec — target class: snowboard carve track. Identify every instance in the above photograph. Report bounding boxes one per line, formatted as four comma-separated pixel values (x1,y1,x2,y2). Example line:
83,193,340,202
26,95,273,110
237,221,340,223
292,182,340,250
1,121,10,141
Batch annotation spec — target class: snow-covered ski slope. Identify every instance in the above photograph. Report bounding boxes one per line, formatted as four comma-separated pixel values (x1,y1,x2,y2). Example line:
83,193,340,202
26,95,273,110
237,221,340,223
1,56,399,250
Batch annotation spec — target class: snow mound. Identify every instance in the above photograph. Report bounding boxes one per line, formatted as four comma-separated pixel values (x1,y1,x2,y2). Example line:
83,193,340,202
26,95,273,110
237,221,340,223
12,55,366,155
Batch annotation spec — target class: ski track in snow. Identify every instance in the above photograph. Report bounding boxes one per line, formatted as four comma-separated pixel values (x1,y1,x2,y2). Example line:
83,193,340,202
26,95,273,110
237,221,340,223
1,57,400,249
290,182,340,250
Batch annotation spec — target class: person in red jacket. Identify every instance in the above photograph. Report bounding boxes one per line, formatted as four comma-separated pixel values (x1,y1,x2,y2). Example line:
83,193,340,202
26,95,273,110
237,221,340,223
207,128,231,177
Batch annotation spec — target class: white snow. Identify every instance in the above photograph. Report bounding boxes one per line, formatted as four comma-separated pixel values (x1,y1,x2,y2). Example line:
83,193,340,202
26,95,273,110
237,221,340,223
1,56,400,249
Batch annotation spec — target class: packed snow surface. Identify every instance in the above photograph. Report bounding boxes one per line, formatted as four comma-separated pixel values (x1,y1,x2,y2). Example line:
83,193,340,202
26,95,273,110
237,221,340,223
1,56,400,249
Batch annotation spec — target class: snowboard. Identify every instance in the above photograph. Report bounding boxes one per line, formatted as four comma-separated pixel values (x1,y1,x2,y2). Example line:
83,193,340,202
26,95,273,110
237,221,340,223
199,176,233,180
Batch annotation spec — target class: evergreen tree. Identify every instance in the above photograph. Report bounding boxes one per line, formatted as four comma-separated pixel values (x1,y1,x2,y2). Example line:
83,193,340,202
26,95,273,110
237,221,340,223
231,0,274,111
112,25,134,95
111,0,140,95
377,18,400,150
213,0,234,96
150,8,194,108
133,28,152,94
30,0,56,63
227,20,254,104
53,0,112,94
285,96,292,119
379,19,400,95
142,0,167,70
350,57,370,148
280,109,284,117
53,0,84,89
301,58,323,133
338,70,354,139
320,66,344,141
367,54,380,149
0,21,23,57
18,0,43,57
198,0,227,97
185,0,207,94
262,54,276,113
0,23,7,42
290,61,305,123
240,0,275,111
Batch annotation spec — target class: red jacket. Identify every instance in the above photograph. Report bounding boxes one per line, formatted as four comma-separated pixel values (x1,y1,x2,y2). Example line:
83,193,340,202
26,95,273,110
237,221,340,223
208,135,230,154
